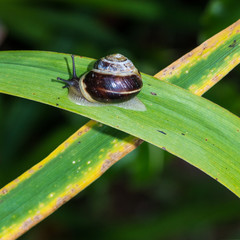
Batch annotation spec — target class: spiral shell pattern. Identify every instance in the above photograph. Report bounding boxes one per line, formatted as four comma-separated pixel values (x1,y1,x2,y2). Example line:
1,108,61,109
80,53,143,103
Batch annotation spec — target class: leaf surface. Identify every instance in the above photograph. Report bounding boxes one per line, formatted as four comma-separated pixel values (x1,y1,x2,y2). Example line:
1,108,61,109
0,20,240,239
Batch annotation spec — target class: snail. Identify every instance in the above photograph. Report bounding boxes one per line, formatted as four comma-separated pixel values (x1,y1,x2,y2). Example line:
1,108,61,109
57,53,146,111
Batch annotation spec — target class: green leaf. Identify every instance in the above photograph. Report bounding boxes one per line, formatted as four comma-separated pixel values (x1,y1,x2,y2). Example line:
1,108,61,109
0,49,239,191
1,20,240,239
0,120,142,238
156,19,240,95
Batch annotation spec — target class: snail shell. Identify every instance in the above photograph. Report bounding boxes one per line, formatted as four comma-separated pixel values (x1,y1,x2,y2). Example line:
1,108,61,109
57,53,145,111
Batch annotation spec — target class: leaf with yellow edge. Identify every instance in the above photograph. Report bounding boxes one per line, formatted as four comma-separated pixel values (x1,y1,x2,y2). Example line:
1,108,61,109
0,121,142,239
0,20,240,240
155,20,240,95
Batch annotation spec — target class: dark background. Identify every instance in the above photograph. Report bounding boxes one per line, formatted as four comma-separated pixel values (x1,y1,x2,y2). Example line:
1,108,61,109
0,0,240,239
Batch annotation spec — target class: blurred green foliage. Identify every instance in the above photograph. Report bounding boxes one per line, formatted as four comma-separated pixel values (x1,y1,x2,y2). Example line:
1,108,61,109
0,0,239,239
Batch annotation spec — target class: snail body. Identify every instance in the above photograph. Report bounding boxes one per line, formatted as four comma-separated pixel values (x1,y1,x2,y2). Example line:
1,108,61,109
57,53,145,111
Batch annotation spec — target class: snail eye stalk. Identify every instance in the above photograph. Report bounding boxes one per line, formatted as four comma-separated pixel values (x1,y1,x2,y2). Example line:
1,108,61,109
71,55,77,79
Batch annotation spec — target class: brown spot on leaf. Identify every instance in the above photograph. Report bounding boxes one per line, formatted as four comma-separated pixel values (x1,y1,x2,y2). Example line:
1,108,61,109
205,138,208,141
56,196,71,209
101,138,143,174
1,188,8,195
64,142,70,148
34,215,43,222
101,159,116,173
71,188,76,194
20,215,43,232
77,126,91,136
150,92,157,95
161,147,166,150
21,218,32,231
28,169,35,174
198,43,208,56
202,43,208,50
211,75,219,83
180,56,186,62
14,178,20,183
127,138,144,149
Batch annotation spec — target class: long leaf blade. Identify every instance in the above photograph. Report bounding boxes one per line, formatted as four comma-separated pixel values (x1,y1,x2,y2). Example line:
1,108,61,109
156,20,240,95
0,121,142,239
0,51,239,182
0,20,240,239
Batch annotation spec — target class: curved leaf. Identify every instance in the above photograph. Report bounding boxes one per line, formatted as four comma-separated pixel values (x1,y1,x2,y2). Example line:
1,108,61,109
0,121,142,239
0,50,239,192
1,20,240,239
